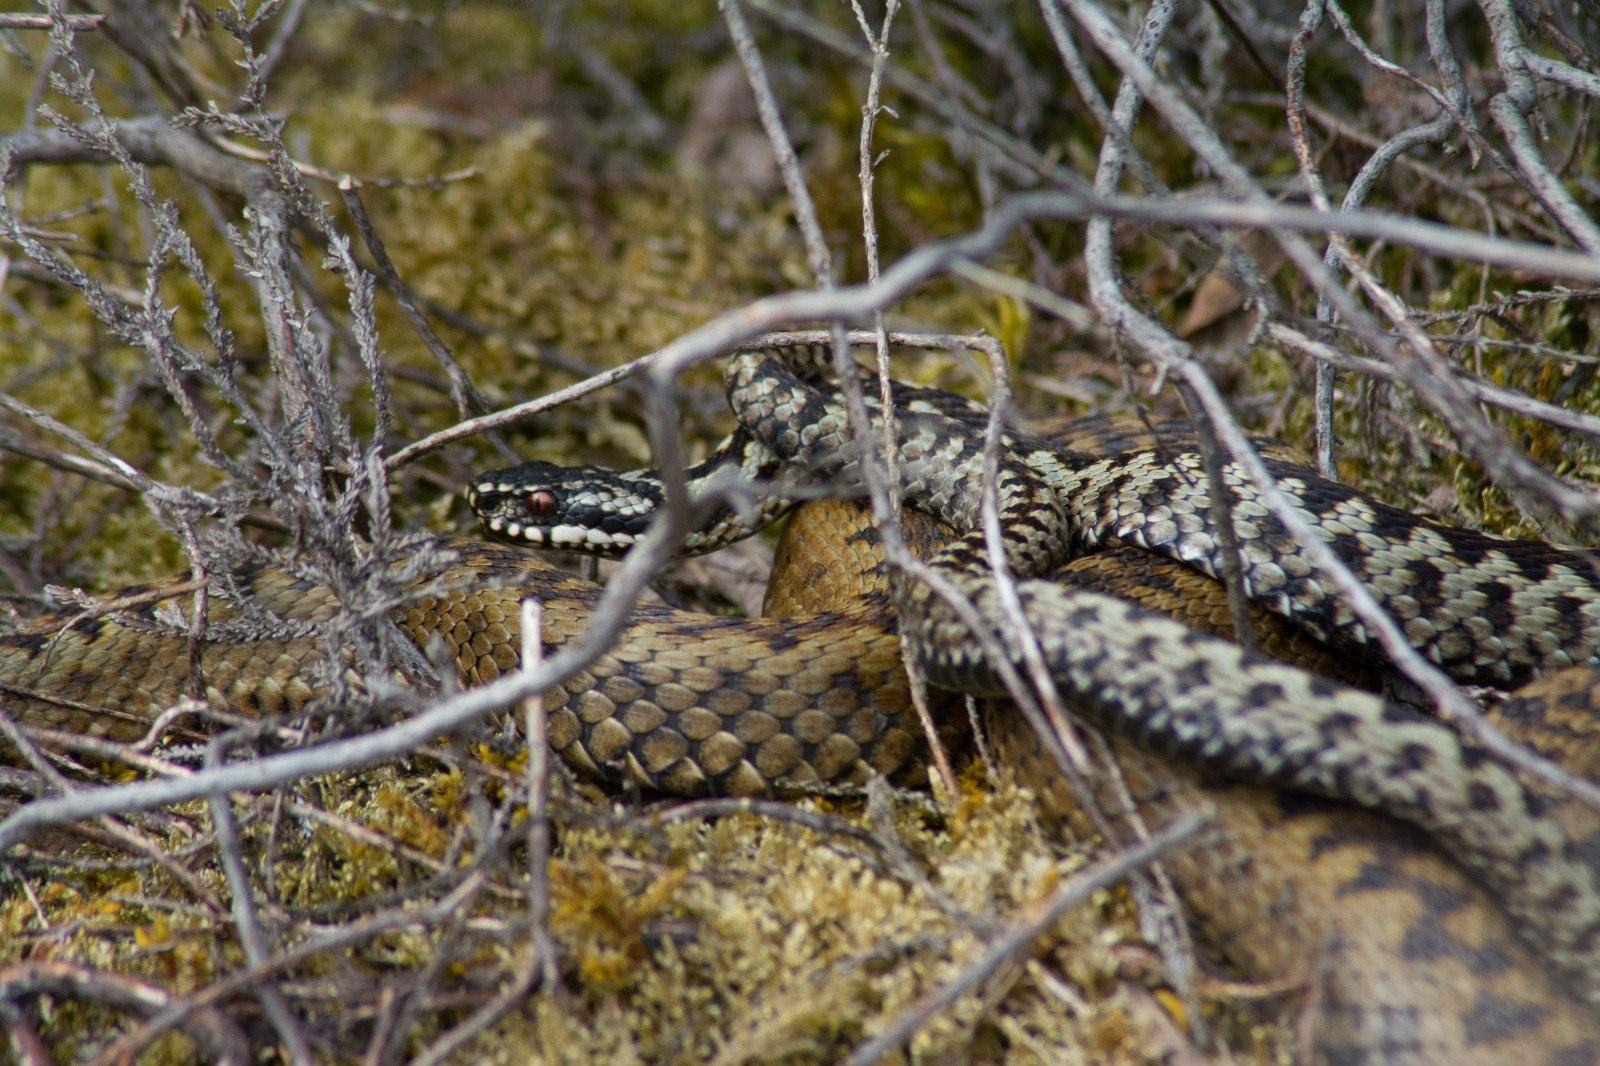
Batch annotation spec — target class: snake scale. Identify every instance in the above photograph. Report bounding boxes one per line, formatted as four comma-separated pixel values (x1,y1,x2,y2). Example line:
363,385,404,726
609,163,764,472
474,345,1600,1057
772,495,1600,1063
729,346,1600,982
728,344,1600,689
474,346,1600,994
1,345,1597,1059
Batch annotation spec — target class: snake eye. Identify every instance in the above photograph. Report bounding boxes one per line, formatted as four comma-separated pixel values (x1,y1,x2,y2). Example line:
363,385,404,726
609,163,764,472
526,490,559,521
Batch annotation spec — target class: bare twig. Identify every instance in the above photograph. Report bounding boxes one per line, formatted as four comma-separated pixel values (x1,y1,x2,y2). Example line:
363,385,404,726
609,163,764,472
337,177,489,422
721,0,835,289
842,811,1207,1066
206,733,313,1065
405,601,553,1065
0,962,250,1066
0,14,105,31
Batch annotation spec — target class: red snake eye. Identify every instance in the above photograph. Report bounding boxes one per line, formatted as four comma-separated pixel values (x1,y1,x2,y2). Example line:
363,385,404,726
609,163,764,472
527,490,558,521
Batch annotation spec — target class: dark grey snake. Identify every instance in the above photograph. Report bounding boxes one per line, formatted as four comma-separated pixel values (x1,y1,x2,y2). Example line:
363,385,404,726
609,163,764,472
470,343,1600,1005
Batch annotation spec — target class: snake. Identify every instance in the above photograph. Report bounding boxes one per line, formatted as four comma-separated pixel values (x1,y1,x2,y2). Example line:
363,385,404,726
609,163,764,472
771,494,1600,1063
471,345,1600,999
13,543,1593,1063
476,345,1600,690
3,534,1594,1062
727,343,1600,691
1,359,1596,1058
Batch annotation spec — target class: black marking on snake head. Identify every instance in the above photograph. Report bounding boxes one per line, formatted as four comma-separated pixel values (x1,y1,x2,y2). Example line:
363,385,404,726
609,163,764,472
1462,993,1550,1046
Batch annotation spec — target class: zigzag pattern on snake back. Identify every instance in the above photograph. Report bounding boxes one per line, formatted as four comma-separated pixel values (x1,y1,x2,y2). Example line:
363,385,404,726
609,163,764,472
770,496,1600,1064
468,402,1600,1060
478,343,1600,690
0,539,927,795
740,343,1600,690
1,416,1595,1061
725,345,1600,1000
470,345,1600,1005
5,526,1595,1061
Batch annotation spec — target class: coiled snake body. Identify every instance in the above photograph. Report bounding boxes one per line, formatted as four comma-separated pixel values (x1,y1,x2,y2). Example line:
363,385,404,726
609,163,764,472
3,349,1598,1060
473,347,1600,1058
474,346,1600,1002
772,496,1600,1064
728,345,1600,689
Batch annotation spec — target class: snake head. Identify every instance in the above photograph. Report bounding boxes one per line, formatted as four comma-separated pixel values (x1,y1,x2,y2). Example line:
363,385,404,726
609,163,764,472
467,460,660,554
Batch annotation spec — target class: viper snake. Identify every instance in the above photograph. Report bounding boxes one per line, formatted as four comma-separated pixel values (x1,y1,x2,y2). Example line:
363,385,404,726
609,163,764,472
467,343,1600,1057
2,345,1597,1060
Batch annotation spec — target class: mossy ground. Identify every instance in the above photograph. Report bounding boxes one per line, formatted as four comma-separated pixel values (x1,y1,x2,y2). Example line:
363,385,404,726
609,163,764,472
1,2,1596,1062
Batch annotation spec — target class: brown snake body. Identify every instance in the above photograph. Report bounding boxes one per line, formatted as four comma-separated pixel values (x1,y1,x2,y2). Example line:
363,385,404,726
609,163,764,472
705,348,1600,996
722,345,1600,689
3,528,1596,1061
0,540,923,793
770,497,1600,1063
2,410,1598,1060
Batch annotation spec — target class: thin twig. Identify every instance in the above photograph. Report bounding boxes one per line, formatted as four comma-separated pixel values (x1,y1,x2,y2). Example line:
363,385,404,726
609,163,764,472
841,811,1207,1066
522,599,556,986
